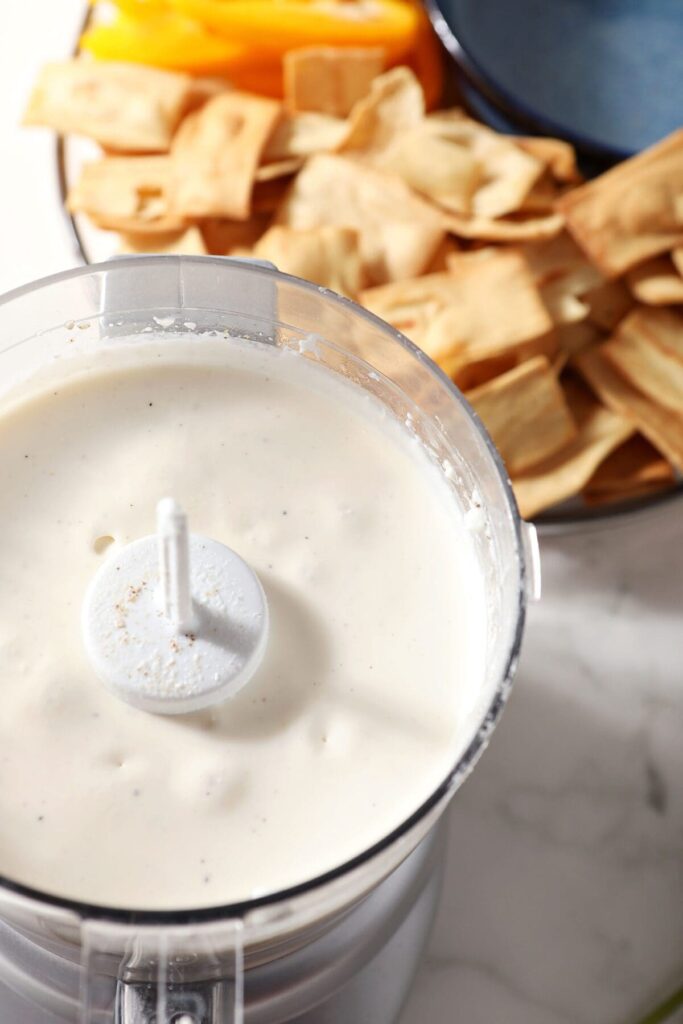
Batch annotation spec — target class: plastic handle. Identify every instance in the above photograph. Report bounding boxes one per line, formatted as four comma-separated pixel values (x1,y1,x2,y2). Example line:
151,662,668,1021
80,918,244,1024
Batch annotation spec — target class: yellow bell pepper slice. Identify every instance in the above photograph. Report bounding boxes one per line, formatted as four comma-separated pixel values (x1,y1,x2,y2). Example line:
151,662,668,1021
168,0,421,62
81,12,252,76
95,0,170,17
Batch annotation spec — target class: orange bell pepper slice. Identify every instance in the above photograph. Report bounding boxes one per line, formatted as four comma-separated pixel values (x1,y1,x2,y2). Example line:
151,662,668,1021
403,4,444,109
81,12,252,76
168,0,421,63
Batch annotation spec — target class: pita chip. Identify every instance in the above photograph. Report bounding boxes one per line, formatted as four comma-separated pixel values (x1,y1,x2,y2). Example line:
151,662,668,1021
602,324,683,412
513,377,634,518
264,111,348,161
614,306,683,362
276,154,445,283
23,59,193,152
672,246,683,277
201,215,270,256
515,136,581,183
584,435,675,504
558,129,683,277
466,355,577,474
584,278,634,331
379,129,481,214
253,225,365,297
626,256,683,305
170,92,281,219
340,66,425,155
284,47,385,117
419,249,553,364
423,115,544,218
576,346,683,470
67,156,187,234
444,209,565,243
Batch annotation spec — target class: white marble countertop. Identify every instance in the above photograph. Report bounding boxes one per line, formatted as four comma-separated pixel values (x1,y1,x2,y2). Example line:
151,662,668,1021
2,6,682,1024
402,507,683,1024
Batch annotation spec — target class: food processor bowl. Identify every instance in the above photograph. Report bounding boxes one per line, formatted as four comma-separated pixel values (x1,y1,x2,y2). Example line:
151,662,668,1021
0,257,536,1023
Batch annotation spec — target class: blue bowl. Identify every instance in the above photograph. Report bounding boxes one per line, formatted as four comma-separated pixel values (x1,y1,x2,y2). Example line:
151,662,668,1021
428,0,683,161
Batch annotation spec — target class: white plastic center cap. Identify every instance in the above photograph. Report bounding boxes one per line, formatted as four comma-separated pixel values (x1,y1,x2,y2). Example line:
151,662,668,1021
82,499,269,715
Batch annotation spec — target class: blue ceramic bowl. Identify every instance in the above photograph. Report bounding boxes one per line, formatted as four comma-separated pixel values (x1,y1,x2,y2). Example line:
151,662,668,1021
428,0,683,161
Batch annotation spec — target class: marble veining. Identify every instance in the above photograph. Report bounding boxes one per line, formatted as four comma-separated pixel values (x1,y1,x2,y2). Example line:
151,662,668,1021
402,503,683,1024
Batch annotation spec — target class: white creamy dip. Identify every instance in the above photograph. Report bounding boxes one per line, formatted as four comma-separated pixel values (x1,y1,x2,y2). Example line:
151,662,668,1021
0,336,487,909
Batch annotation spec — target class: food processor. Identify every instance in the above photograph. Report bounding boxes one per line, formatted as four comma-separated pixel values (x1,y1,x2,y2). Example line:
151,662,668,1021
0,256,538,1024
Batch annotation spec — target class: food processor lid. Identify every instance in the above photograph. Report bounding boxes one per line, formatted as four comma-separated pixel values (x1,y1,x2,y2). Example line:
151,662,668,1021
0,255,534,928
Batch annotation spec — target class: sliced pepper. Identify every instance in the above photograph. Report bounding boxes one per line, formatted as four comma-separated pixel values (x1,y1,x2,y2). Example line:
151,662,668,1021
403,4,444,110
96,0,170,17
82,12,252,76
168,0,421,63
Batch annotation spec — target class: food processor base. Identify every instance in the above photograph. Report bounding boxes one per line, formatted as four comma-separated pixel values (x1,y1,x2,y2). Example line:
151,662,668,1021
293,838,443,1024
0,826,445,1024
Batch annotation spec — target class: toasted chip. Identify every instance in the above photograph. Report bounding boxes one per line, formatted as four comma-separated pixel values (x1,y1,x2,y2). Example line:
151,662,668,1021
602,325,683,412
23,59,193,152
253,225,365,297
515,137,581,183
672,247,683,277
276,154,445,284
425,236,461,272
264,111,348,161
362,271,465,342
201,215,270,256
186,76,233,110
584,435,675,501
576,346,683,470
540,284,589,326
255,158,304,182
521,235,602,326
362,249,545,350
67,156,187,234
557,320,605,357
466,356,577,474
340,66,425,155
512,377,634,517
444,209,565,242
558,128,683,277
418,250,553,365
170,92,281,219
517,173,566,213
626,256,683,305
583,279,634,331
424,114,544,218
448,332,559,391
284,47,385,117
378,130,481,214
613,306,683,362
521,232,603,288
118,225,207,255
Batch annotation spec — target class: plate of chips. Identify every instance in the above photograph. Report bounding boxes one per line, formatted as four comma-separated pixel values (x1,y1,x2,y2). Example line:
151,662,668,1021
24,40,683,527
